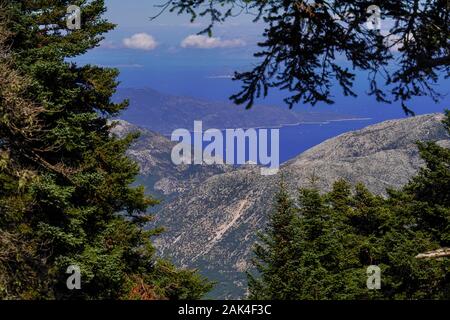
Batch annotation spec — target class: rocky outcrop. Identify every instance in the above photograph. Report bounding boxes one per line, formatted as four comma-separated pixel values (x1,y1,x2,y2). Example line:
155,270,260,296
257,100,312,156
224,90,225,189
111,120,231,197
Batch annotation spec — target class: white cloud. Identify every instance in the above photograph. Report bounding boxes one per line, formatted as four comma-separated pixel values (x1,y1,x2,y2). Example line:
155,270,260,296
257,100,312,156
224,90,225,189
123,33,158,51
180,35,245,49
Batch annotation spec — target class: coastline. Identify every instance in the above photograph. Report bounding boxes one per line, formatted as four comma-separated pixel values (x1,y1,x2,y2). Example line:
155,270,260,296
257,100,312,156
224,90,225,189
159,117,373,136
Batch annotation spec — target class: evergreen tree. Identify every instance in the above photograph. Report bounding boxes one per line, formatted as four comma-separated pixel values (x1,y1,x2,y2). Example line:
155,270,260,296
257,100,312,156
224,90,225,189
249,110,450,300
403,111,450,244
380,110,450,299
0,15,47,297
0,1,212,299
290,187,330,300
291,182,370,300
248,177,297,299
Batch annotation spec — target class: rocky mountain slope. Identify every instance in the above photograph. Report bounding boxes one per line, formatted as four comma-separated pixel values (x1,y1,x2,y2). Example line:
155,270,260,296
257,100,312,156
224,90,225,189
111,120,231,198
113,113,449,298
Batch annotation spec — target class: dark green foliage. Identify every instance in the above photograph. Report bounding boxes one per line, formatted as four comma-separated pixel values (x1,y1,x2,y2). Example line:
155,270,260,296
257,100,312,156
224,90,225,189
248,178,297,299
0,0,212,299
249,112,450,299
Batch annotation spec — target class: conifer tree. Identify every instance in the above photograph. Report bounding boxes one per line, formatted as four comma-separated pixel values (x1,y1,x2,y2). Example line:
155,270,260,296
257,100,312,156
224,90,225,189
0,14,47,297
291,182,369,300
249,127,450,300
248,178,297,299
403,111,450,244
0,0,212,299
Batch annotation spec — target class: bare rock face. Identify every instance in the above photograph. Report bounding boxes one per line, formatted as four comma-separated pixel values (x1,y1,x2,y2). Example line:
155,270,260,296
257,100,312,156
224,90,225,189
114,114,449,299
111,120,232,197
283,113,449,194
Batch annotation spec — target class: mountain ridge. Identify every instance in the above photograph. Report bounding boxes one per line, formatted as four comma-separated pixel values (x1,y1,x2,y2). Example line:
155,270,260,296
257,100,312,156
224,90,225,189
112,113,449,299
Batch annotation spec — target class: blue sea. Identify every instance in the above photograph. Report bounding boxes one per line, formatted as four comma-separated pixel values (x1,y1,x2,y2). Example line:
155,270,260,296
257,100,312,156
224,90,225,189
77,50,449,163
117,65,448,164
117,67,449,163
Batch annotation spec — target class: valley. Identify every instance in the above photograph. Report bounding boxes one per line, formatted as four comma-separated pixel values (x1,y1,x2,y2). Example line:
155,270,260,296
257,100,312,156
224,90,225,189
112,113,450,298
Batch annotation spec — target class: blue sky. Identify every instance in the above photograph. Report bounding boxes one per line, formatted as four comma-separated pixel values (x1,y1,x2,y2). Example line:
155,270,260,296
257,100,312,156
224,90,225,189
78,0,262,67
76,0,273,109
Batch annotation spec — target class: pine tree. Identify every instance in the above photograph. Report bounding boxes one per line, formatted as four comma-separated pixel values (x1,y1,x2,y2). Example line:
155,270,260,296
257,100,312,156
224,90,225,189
0,0,212,299
248,177,297,299
403,111,450,244
292,182,368,300
249,125,450,300
0,14,47,297
291,187,329,300
380,110,450,299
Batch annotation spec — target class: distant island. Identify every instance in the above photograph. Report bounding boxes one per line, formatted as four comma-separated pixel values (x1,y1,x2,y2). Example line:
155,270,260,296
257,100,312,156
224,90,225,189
113,87,368,135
